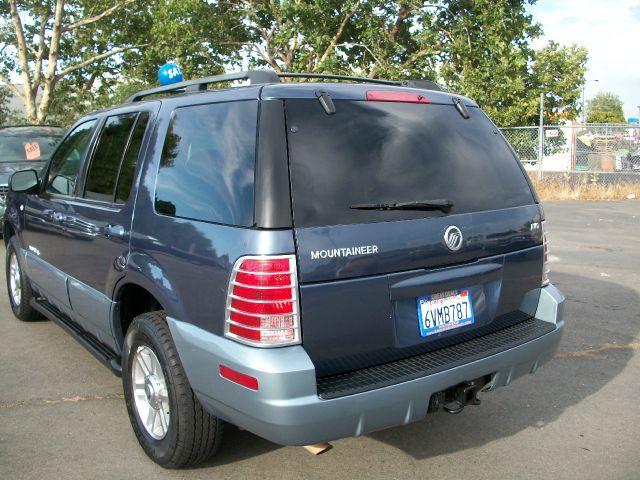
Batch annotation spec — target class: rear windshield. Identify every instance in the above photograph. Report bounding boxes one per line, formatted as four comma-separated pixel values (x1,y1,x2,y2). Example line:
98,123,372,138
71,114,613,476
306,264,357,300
0,132,63,162
285,99,535,227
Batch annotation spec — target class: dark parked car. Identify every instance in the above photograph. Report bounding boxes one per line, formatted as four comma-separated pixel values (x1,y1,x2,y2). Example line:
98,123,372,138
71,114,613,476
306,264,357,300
3,71,564,468
0,125,65,216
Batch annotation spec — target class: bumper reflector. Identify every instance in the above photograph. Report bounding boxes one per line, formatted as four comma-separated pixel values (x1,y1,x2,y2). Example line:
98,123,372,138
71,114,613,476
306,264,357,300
219,365,259,391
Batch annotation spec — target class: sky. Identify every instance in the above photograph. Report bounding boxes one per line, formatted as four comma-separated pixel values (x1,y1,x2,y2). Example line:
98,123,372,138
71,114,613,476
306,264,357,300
528,0,640,119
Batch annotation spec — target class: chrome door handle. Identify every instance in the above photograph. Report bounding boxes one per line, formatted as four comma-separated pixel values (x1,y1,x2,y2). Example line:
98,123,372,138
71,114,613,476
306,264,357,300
53,212,66,223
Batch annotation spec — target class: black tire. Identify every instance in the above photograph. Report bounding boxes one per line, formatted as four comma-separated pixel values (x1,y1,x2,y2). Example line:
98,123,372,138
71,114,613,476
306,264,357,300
5,236,43,322
122,311,223,468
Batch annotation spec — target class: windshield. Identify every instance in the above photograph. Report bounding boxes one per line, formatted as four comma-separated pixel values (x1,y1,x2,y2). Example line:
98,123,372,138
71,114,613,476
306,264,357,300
285,99,536,227
0,132,63,163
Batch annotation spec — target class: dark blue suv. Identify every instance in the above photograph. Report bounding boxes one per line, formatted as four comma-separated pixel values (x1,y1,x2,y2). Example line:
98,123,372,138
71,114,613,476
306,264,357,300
3,71,564,468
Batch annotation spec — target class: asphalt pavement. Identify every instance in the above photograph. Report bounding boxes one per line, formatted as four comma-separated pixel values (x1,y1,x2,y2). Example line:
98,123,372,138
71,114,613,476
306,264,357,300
1,201,639,480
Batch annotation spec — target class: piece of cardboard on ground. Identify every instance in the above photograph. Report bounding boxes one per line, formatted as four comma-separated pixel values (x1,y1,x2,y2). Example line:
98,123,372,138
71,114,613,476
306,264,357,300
303,443,332,455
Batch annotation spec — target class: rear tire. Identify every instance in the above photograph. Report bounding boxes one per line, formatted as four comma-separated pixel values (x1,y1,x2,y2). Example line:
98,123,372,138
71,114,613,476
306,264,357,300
122,311,223,468
5,236,43,322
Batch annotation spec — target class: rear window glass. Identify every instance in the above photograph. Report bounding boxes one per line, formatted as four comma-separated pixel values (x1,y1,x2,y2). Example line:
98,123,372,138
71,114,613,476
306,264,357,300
155,100,257,226
0,132,63,162
285,100,535,228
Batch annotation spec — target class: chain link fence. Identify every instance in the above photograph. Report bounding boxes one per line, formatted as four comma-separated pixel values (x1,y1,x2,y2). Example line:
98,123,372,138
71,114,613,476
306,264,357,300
501,124,640,187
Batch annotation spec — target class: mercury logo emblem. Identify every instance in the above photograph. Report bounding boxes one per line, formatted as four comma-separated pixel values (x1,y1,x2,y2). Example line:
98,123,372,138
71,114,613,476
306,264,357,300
444,226,463,251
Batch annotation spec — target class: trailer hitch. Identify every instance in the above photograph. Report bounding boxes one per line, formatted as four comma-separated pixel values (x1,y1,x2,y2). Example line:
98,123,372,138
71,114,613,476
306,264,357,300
442,381,482,414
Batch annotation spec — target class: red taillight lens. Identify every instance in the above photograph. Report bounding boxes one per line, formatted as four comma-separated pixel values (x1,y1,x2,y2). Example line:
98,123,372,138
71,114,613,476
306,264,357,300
232,285,292,301
366,90,430,104
230,298,293,315
542,221,550,286
225,255,300,347
239,258,291,272
234,271,292,287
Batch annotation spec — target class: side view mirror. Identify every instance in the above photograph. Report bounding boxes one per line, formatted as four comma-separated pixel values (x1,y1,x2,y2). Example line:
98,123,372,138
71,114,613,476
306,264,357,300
10,169,39,194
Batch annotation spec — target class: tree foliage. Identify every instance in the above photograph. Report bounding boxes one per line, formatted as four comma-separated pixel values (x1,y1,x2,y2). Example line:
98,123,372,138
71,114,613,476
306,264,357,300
586,92,625,124
0,86,12,124
236,0,588,126
531,42,587,122
0,0,147,124
0,0,589,127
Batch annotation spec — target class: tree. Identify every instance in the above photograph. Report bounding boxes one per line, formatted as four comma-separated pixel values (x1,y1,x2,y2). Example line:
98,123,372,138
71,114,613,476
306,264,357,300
0,0,148,124
235,0,369,74
530,41,588,124
0,85,12,124
586,92,625,124
0,1,248,125
0,0,588,128
121,0,247,82
236,1,586,127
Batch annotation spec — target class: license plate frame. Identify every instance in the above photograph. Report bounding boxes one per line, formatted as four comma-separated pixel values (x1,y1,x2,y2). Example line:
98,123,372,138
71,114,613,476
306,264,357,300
416,289,475,337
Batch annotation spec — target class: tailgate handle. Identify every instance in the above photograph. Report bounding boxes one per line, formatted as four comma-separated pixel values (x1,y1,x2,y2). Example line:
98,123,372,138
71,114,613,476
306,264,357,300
390,262,502,300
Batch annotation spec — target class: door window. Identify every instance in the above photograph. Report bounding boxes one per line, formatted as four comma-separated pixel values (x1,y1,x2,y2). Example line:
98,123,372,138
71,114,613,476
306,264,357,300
45,120,96,196
84,113,138,202
115,112,149,204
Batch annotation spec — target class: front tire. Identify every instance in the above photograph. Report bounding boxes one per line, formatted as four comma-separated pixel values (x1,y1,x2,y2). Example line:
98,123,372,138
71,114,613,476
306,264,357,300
122,311,223,468
5,236,43,321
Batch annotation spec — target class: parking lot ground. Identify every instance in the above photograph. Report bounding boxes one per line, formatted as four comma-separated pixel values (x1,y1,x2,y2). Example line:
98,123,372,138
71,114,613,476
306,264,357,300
1,201,639,480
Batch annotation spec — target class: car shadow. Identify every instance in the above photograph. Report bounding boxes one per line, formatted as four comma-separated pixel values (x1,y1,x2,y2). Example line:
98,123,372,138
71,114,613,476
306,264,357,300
368,271,639,458
200,424,281,467
198,271,638,466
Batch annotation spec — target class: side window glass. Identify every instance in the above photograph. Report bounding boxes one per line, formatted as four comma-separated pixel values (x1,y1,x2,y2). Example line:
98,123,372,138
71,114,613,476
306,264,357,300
45,120,96,196
115,112,149,204
154,100,257,226
84,113,137,202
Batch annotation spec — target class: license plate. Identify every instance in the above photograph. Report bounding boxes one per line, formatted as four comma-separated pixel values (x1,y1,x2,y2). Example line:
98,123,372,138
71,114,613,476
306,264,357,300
417,289,474,337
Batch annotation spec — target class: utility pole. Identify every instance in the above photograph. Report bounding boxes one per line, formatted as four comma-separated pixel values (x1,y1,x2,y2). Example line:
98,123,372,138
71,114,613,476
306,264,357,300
538,93,544,180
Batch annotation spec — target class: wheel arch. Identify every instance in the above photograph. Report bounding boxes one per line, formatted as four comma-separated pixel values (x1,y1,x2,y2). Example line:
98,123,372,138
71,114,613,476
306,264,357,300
111,251,188,351
3,220,16,246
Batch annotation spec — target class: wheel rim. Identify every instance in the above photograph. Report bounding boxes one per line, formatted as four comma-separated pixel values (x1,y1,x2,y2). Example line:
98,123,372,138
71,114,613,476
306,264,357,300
132,346,170,440
8,251,22,307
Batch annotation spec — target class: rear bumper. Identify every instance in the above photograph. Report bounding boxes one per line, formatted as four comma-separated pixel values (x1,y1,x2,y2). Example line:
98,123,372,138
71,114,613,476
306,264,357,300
168,284,564,446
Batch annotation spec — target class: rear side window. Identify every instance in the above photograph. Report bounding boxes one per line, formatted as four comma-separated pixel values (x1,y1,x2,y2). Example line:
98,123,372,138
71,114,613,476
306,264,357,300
154,100,257,226
285,100,535,227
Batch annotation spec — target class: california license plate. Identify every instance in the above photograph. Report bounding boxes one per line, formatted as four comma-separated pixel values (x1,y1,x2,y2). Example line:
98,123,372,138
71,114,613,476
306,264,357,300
417,289,474,337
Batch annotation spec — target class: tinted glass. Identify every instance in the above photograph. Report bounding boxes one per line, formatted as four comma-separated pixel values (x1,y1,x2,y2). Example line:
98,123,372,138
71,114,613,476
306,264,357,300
0,132,63,162
115,112,149,204
286,100,535,227
85,113,137,202
155,100,257,226
46,120,96,196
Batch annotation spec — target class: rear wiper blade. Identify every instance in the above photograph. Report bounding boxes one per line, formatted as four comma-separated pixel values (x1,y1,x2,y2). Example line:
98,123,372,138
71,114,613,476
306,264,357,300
349,199,454,212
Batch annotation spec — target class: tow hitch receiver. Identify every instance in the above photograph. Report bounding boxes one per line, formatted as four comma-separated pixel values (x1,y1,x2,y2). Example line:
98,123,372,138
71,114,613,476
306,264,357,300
429,376,489,414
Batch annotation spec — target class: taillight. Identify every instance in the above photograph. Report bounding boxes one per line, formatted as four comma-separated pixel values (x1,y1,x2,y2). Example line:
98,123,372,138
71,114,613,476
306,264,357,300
225,255,300,347
542,221,550,286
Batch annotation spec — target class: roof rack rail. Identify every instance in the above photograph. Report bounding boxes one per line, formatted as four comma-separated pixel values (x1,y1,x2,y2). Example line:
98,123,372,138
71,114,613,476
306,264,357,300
125,69,444,103
277,72,444,91
125,70,279,103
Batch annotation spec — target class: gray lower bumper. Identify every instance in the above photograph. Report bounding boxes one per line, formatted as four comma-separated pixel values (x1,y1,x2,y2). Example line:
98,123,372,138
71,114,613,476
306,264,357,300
168,284,564,446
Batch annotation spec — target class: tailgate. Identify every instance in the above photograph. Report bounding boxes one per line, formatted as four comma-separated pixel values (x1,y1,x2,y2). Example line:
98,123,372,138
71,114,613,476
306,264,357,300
285,96,543,376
